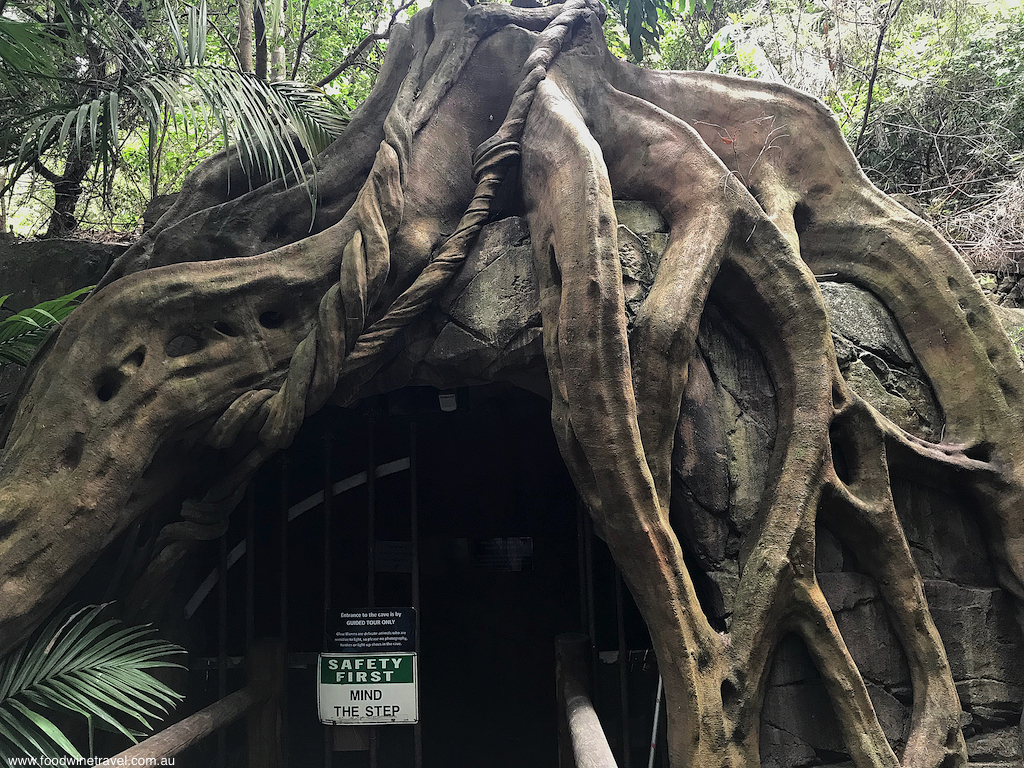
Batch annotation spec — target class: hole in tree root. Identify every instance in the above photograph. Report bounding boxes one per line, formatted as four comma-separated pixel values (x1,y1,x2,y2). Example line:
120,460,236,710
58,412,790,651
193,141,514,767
793,202,813,235
95,372,124,402
829,424,853,484
213,321,237,336
124,347,145,368
964,442,993,462
165,335,204,357
721,678,738,708
61,432,85,469
259,310,285,328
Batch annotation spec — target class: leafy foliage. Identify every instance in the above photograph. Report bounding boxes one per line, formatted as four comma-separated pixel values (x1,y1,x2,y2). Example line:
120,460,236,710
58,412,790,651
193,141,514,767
13,0,348,208
0,604,185,761
0,287,92,368
644,0,1024,265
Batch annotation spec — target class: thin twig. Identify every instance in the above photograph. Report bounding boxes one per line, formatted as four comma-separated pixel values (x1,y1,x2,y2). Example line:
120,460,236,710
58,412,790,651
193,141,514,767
315,0,416,88
208,16,243,69
854,0,903,155
290,0,314,80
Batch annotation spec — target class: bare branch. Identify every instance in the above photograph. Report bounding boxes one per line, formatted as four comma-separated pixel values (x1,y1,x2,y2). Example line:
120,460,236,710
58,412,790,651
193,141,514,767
854,0,903,155
315,0,416,88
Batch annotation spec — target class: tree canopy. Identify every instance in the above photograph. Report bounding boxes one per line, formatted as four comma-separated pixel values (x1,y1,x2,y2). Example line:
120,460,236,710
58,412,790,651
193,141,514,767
0,0,1019,255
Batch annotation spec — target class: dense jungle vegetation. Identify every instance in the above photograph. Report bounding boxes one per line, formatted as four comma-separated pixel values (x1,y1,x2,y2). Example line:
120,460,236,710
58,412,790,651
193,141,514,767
0,0,1021,266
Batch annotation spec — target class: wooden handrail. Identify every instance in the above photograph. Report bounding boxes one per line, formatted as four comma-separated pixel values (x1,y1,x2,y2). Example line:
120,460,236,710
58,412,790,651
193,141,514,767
97,639,284,768
556,633,619,768
98,687,261,766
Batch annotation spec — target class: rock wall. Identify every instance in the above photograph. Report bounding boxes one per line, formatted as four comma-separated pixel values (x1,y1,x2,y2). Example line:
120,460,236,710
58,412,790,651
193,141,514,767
0,238,128,407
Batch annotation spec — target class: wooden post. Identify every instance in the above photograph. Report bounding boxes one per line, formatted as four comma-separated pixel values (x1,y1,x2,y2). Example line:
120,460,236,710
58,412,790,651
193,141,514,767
248,639,285,768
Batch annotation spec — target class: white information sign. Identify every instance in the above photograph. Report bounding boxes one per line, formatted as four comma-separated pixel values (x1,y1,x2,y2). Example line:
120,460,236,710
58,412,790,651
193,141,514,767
318,653,418,725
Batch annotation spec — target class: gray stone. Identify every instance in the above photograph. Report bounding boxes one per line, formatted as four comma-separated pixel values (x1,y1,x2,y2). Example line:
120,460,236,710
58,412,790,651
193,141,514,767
866,683,910,747
844,357,933,437
762,679,845,754
766,633,820,687
820,282,914,366
697,304,776,538
893,479,996,585
966,726,1023,762
439,217,539,351
613,199,667,234
422,322,499,379
0,238,127,312
142,193,178,232
925,580,1024,725
822,281,941,438
759,722,818,768
815,524,844,573
706,560,739,623
818,572,911,688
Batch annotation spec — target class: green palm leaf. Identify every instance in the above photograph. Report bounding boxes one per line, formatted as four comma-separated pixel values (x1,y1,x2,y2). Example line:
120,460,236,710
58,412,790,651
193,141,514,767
15,0,348,210
0,287,92,368
0,605,185,762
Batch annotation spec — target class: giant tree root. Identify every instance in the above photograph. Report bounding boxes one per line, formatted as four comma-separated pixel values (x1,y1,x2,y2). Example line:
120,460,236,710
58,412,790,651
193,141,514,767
2,1,1023,766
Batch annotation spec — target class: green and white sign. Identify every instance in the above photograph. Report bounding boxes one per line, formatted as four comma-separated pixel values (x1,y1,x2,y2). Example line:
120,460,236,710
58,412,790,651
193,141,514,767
317,653,418,725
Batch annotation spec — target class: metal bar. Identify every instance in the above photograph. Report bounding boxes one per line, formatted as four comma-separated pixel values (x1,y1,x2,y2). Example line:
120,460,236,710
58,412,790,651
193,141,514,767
98,688,261,766
246,485,255,649
366,415,378,768
615,569,631,768
280,456,290,644
323,428,334,768
647,676,663,768
217,530,228,768
279,456,290,762
248,640,287,768
584,511,597,688
577,498,588,633
410,421,422,768
367,415,377,609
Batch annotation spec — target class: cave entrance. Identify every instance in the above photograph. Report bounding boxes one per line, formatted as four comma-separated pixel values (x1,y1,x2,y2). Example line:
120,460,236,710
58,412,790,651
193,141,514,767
187,384,664,767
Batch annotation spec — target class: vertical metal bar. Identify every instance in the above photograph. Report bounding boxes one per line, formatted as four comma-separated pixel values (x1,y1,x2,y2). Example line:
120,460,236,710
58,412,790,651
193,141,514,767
576,499,588,633
367,415,377,609
410,422,422,768
323,429,334,768
647,676,663,768
366,416,378,768
615,568,632,768
217,529,228,768
279,456,289,763
280,455,290,645
246,485,255,649
584,513,596,665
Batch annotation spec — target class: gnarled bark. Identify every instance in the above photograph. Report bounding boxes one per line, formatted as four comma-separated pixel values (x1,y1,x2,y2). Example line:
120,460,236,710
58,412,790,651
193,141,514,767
2,1,1023,765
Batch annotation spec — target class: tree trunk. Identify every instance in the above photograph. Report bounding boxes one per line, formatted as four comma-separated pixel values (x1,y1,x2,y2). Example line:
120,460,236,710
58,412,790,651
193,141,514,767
254,0,268,80
2,2,1023,767
268,0,285,81
237,0,255,73
42,149,91,238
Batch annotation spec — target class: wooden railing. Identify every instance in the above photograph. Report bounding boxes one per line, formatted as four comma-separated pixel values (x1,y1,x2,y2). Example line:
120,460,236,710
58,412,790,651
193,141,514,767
99,640,284,768
556,633,619,768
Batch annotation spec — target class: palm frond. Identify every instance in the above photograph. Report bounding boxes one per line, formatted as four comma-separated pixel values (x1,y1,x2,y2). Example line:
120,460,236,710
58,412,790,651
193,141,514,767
15,0,349,208
0,286,92,368
0,605,185,762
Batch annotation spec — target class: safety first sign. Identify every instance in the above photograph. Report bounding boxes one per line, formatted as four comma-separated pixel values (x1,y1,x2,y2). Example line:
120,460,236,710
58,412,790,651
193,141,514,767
318,653,418,725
